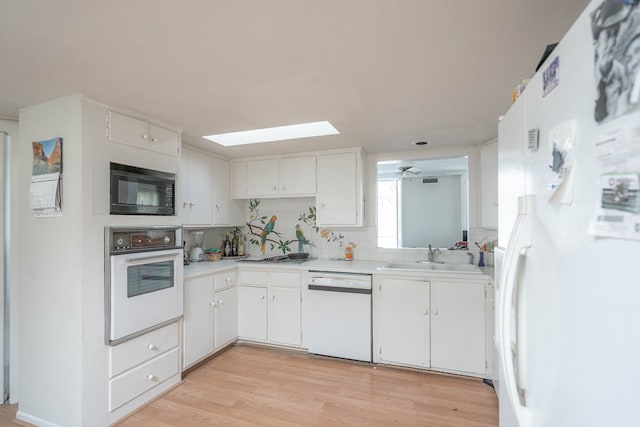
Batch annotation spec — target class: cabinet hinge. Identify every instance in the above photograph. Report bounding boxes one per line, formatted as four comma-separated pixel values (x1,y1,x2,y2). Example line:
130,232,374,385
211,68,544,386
379,347,382,355
485,360,488,369
105,113,110,138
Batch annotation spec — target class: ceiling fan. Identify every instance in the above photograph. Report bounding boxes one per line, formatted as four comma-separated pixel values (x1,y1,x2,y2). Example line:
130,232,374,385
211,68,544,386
397,165,421,177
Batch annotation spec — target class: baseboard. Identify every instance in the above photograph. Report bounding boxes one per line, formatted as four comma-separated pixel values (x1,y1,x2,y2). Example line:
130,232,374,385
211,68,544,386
16,410,62,427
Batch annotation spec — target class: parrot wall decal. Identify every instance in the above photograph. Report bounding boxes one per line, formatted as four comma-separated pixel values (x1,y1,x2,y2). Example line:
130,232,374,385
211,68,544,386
260,215,277,254
295,224,310,253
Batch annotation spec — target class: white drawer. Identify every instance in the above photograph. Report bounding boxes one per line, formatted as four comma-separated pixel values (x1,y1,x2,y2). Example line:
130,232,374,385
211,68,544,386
269,271,300,288
109,347,179,411
214,270,237,290
110,322,179,377
238,270,268,285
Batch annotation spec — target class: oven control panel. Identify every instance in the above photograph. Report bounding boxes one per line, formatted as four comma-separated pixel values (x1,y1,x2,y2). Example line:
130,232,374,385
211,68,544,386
108,227,181,253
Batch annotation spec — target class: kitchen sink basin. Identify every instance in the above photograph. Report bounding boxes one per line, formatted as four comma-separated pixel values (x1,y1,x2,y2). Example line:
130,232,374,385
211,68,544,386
380,262,482,274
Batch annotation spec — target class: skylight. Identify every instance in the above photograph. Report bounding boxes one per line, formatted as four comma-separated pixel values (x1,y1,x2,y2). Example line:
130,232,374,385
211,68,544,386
203,121,339,146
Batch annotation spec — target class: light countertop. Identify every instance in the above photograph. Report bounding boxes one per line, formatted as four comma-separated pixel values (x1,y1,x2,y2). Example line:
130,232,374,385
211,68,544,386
184,258,494,281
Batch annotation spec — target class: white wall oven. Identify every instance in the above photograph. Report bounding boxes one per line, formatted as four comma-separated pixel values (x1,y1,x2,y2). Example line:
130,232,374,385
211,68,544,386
105,226,183,345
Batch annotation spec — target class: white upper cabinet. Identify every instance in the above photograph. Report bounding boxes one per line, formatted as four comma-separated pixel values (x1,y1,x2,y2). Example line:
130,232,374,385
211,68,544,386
247,159,280,197
237,156,317,198
479,139,498,228
108,111,179,157
316,150,363,226
233,160,249,199
279,156,316,196
212,157,232,226
181,148,213,226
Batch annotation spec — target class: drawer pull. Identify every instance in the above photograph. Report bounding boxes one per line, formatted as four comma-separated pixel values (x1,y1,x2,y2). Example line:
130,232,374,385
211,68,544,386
147,344,157,351
146,374,157,381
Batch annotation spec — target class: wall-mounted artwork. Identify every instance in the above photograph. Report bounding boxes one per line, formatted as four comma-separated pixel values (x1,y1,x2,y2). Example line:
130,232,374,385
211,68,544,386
29,137,63,216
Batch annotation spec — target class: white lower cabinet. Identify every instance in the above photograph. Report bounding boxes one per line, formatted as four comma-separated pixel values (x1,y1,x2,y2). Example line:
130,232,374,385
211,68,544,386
237,269,302,347
237,286,268,341
378,278,430,367
215,286,238,348
108,322,181,418
183,270,237,370
430,280,485,375
376,276,487,377
268,286,301,346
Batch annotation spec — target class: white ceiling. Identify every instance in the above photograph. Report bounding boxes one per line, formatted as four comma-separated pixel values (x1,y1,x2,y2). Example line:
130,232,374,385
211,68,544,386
0,0,590,158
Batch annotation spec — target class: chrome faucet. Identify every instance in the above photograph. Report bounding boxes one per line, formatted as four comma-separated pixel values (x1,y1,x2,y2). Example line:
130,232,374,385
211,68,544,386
427,244,440,263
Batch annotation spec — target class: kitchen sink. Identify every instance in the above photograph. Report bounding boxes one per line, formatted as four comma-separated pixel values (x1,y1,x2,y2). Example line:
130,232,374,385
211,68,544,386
380,262,482,274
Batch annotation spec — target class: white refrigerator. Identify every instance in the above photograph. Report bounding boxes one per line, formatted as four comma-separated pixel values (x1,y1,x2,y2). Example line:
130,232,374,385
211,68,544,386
496,1,640,426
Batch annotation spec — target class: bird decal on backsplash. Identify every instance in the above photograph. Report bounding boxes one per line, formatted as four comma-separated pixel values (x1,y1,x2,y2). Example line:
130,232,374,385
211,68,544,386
246,199,342,255
260,215,277,254
295,224,310,253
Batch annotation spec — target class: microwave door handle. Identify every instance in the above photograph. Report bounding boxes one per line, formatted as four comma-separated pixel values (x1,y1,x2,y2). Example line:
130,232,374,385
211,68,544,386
124,254,178,264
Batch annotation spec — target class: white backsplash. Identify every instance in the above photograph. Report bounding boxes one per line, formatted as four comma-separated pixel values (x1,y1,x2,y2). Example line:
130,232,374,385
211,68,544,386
185,197,498,266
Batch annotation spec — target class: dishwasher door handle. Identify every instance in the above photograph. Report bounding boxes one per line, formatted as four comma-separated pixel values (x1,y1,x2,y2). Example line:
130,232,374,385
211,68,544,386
308,284,372,294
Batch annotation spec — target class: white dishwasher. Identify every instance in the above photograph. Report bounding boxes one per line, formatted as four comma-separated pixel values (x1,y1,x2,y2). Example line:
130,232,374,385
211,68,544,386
307,271,372,362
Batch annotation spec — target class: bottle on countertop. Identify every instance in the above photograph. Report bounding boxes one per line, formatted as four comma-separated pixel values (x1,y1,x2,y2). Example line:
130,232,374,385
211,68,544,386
344,242,355,261
231,233,238,256
224,233,232,257
237,234,244,256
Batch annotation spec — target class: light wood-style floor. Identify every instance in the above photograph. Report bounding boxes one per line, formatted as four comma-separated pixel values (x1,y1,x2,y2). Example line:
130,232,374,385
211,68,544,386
118,344,498,427
0,403,20,426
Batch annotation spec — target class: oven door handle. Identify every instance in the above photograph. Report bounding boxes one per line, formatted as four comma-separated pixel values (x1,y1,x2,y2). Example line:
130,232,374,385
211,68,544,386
123,253,179,264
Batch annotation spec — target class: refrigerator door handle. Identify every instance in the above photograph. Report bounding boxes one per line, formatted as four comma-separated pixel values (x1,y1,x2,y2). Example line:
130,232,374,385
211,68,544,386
498,195,534,427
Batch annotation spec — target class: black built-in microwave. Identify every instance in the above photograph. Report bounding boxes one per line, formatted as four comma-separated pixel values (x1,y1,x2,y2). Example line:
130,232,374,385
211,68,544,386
110,162,175,215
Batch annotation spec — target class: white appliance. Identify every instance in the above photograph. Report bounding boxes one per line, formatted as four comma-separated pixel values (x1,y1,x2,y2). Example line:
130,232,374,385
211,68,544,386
496,1,640,426
307,272,372,362
105,226,184,345
190,230,205,262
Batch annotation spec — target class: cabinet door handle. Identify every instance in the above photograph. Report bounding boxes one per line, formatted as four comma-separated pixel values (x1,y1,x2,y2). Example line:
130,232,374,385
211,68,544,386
151,137,158,143
217,300,223,305
273,186,278,191
141,133,149,140
282,186,286,191
260,295,265,300
216,204,222,209
209,301,216,307
189,202,194,208
432,309,439,316
147,343,157,351
270,295,275,300
423,310,429,315
146,374,157,381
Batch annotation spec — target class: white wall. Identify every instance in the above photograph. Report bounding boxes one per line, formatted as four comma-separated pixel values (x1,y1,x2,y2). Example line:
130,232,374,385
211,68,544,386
16,96,87,426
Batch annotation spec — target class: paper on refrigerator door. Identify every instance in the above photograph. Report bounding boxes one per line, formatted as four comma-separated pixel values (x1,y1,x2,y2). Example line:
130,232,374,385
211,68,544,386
589,125,640,240
546,121,576,204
